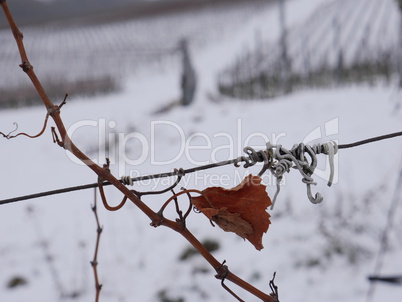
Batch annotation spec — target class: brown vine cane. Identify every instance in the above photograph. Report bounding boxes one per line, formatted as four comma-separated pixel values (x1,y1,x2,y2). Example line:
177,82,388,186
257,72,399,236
0,1,277,301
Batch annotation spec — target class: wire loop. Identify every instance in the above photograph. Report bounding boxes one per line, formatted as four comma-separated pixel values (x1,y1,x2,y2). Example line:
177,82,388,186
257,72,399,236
121,175,133,186
234,141,338,208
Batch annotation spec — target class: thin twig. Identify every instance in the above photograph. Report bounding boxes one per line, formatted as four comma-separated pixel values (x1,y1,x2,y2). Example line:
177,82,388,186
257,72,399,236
365,159,402,302
182,190,193,221
157,189,203,217
98,179,128,211
216,260,245,302
0,95,67,139
91,188,103,302
221,280,245,302
0,113,49,139
269,272,279,302
171,189,185,226
27,206,66,298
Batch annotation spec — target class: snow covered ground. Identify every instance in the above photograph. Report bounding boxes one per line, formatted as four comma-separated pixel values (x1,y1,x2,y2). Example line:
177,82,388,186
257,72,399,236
1,0,402,301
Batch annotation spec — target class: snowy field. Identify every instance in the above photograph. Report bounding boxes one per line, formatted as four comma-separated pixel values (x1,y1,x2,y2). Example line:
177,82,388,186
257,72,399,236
218,0,402,100
1,0,402,301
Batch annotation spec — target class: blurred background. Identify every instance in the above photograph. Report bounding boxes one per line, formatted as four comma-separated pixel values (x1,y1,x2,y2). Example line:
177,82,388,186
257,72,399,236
1,0,402,107
0,0,272,107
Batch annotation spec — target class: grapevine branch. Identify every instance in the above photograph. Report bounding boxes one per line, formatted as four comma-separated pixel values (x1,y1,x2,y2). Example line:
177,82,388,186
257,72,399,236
0,1,276,301
91,188,103,302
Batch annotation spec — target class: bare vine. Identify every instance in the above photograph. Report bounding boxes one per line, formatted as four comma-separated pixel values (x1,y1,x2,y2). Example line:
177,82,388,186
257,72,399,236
0,1,277,301
91,188,103,302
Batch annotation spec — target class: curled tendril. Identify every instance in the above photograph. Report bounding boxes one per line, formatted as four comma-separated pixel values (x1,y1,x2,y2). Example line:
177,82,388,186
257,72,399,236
0,114,49,140
0,122,18,138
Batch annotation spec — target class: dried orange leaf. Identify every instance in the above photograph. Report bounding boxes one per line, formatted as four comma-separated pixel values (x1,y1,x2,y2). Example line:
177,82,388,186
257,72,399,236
192,175,271,250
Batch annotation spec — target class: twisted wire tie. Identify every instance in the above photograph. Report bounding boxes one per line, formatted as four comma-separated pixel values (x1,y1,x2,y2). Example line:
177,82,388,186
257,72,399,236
236,141,338,208
121,175,134,186
120,142,337,207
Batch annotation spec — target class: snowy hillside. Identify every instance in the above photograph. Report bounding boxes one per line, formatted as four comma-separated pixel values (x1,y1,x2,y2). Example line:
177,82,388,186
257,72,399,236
219,0,402,99
0,0,270,106
1,0,402,302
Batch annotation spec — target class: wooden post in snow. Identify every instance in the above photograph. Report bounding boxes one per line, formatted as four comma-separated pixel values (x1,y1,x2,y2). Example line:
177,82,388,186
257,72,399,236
278,0,290,94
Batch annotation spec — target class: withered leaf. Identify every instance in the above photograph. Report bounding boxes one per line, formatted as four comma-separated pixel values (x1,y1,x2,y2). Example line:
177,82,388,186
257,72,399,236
192,175,271,250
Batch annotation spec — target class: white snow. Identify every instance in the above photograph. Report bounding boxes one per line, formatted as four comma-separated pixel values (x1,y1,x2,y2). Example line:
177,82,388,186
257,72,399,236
1,1,402,301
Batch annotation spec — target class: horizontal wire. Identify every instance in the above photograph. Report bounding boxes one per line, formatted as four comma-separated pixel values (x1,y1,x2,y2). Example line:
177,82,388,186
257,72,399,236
0,159,237,206
1,131,401,206
338,131,402,149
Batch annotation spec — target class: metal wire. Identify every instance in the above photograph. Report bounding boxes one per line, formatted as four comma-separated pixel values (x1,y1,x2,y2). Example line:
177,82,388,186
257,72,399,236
338,131,402,149
1,131,401,206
